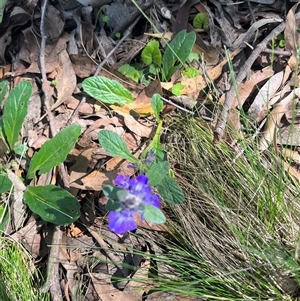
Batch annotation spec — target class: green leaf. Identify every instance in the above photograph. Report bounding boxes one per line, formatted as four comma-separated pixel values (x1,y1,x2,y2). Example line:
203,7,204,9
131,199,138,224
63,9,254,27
182,67,199,78
0,0,7,24
106,199,121,211
171,83,185,96
162,30,196,81
0,203,9,232
103,185,125,200
118,64,140,82
141,40,162,66
151,139,166,162
157,176,184,204
0,174,12,193
193,13,209,30
82,76,134,106
149,64,157,76
143,205,166,224
98,130,138,163
279,40,285,48
0,80,8,106
2,81,32,150
24,185,81,225
151,94,163,121
27,124,81,179
102,15,110,22
147,161,169,186
14,143,28,157
188,52,199,62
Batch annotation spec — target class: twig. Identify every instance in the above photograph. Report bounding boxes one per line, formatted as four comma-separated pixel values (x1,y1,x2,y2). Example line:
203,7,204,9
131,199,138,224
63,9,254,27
94,17,141,76
213,21,286,143
263,48,291,56
66,97,86,126
161,96,194,114
87,226,124,271
42,226,63,301
39,0,70,299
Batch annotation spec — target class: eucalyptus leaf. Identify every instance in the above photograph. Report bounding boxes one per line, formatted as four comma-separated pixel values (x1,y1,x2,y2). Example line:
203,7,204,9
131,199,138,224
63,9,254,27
24,185,81,225
151,94,163,121
147,161,169,186
98,130,138,163
82,76,134,106
143,205,166,224
2,81,32,150
157,175,184,204
162,30,196,81
27,125,81,179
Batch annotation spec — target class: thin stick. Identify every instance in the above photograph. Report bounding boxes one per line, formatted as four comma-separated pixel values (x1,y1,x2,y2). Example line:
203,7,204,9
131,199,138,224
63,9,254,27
39,1,68,299
213,22,286,143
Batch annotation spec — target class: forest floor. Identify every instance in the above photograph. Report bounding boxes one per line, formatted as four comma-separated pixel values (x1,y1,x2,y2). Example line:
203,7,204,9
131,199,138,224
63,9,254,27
1,0,300,300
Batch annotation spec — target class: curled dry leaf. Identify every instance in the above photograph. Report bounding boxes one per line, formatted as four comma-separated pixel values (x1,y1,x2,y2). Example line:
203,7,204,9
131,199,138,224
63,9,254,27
259,88,300,151
121,113,153,138
281,148,300,163
218,66,274,109
248,71,284,121
7,169,27,230
50,49,77,110
285,2,300,69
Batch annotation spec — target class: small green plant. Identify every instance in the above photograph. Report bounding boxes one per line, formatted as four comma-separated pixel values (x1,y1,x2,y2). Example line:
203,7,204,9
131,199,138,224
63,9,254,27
0,81,81,229
118,29,197,85
98,94,184,233
82,77,184,233
193,12,209,30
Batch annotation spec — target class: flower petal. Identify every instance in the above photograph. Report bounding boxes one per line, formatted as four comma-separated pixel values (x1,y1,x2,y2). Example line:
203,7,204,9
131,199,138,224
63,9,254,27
114,175,130,189
108,209,137,234
144,194,160,207
132,175,148,193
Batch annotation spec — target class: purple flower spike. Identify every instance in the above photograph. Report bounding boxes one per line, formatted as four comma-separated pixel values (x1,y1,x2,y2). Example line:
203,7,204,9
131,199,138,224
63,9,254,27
108,174,160,234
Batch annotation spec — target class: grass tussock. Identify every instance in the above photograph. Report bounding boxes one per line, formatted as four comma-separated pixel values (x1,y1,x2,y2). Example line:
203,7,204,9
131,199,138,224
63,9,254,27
0,237,50,301
147,115,300,300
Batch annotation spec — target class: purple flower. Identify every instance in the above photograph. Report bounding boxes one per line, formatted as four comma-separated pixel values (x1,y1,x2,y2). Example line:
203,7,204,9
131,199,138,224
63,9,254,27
108,174,160,234
108,209,137,234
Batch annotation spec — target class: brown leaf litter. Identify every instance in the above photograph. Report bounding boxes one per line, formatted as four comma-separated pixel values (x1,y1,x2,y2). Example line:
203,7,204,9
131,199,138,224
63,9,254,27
1,0,300,300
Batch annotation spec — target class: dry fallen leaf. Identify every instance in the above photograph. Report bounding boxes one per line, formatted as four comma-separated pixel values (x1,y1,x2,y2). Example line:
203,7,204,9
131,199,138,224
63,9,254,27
248,70,284,121
121,113,153,137
162,49,241,99
285,2,300,70
259,88,300,151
